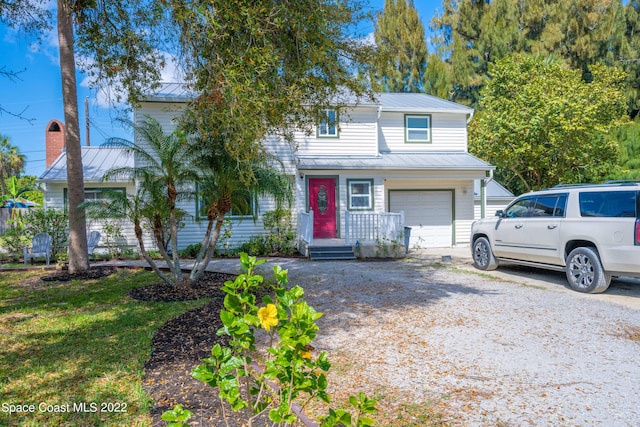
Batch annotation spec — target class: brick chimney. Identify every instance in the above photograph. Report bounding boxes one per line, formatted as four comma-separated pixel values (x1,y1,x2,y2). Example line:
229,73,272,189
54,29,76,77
45,119,65,168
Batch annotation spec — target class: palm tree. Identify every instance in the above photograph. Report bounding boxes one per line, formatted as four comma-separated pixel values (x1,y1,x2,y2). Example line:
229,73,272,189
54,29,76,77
0,135,25,196
57,0,89,273
81,187,175,285
188,142,292,283
104,116,199,286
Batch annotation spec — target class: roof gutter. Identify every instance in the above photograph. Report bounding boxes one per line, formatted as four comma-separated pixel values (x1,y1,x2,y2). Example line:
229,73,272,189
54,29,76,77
466,110,475,124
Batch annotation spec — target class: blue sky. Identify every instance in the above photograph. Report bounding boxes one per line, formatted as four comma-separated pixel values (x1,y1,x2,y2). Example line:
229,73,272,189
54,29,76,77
0,0,441,178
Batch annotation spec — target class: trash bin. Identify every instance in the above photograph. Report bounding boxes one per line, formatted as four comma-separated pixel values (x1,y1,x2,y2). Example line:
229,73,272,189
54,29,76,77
403,226,412,254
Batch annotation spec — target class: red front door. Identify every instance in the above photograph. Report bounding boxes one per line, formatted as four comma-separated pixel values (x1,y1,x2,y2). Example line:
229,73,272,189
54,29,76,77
308,177,337,239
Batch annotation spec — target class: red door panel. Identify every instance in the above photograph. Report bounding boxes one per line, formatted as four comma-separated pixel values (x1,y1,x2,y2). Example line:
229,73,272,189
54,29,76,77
308,177,337,238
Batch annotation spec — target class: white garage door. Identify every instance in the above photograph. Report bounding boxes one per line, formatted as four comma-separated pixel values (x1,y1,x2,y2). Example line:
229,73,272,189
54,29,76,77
389,191,453,248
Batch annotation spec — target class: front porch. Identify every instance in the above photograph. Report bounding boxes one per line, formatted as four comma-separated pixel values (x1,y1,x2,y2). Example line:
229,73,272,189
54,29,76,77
298,211,408,259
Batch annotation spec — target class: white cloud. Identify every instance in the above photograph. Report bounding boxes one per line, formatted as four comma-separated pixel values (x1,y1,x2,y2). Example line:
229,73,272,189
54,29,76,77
80,51,183,108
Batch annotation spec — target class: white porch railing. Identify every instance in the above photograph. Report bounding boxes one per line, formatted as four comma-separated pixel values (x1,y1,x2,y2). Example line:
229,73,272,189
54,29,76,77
344,211,404,245
299,210,314,245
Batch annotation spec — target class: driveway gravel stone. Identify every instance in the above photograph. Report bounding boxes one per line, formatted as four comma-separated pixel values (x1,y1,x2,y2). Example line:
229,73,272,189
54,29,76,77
99,250,640,426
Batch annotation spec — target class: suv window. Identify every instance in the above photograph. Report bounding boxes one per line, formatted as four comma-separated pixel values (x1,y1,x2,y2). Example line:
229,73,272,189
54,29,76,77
505,198,534,218
579,191,638,218
505,194,567,218
532,194,568,217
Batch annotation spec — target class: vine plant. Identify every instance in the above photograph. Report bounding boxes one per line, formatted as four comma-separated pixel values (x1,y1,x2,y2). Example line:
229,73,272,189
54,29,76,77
162,253,377,427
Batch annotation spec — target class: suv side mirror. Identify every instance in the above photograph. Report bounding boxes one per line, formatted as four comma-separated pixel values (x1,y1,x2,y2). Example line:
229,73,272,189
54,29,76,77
495,210,505,218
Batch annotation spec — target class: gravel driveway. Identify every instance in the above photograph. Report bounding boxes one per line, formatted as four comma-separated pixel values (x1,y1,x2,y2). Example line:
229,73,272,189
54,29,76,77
104,251,640,426
202,250,640,427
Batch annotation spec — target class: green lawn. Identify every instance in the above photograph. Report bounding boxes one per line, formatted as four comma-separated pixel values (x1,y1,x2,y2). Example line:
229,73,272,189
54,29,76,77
0,268,206,427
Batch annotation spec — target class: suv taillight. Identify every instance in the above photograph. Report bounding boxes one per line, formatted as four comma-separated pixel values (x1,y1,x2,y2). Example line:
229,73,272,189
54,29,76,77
636,219,640,246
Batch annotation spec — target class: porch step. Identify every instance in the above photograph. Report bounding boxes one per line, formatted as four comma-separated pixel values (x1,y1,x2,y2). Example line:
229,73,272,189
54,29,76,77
308,245,356,261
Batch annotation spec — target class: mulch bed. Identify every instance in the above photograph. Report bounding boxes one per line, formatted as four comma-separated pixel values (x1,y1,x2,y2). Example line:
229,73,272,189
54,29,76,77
41,266,118,282
129,271,273,427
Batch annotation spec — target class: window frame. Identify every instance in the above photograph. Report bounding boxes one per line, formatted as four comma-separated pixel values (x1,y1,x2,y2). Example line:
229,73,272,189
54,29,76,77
347,179,374,211
195,182,256,220
63,187,126,212
317,109,339,138
404,114,432,144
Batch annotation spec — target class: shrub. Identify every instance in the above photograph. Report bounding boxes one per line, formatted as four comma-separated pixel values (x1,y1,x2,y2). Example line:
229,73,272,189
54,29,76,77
164,254,377,427
236,209,297,256
179,242,202,258
22,208,69,255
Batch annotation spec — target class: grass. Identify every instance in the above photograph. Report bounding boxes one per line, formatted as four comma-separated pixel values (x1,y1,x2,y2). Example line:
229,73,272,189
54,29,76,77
0,268,207,427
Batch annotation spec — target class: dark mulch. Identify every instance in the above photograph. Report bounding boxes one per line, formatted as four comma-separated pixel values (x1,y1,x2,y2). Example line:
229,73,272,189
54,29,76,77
41,266,118,282
130,271,272,427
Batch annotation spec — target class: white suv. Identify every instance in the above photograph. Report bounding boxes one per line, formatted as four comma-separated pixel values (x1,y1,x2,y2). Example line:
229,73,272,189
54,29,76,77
470,182,640,293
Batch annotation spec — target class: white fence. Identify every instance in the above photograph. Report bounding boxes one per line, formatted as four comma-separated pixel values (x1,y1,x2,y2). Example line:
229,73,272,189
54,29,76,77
298,210,314,245
345,211,404,245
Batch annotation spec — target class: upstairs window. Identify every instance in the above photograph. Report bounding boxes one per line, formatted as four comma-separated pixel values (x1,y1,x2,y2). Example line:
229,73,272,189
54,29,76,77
318,109,338,138
405,114,431,143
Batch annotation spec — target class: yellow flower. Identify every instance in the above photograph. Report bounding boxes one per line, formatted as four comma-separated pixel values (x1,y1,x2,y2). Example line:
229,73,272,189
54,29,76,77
300,351,312,360
258,304,278,332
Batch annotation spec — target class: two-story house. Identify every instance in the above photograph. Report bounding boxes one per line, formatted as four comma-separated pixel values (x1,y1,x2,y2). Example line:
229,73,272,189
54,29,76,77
39,84,496,256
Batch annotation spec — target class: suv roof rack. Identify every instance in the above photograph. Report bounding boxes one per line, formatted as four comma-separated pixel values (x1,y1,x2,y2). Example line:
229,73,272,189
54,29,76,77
603,180,640,185
550,181,640,189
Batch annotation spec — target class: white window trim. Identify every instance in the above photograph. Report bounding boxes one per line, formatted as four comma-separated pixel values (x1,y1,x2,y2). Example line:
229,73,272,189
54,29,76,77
347,179,374,210
318,109,339,138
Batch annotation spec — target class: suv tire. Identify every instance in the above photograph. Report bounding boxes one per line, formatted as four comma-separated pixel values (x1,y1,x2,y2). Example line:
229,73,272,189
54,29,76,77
565,247,612,294
472,237,498,271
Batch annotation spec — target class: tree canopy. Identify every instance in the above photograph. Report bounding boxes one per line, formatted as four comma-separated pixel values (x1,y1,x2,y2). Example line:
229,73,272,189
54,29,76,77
430,0,636,110
372,0,427,92
469,55,628,193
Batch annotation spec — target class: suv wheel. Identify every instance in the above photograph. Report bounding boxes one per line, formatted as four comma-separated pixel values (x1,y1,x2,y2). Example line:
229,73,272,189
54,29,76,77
472,237,498,271
566,247,612,294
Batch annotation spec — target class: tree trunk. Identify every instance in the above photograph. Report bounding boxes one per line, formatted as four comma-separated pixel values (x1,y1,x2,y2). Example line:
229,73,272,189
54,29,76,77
58,0,89,273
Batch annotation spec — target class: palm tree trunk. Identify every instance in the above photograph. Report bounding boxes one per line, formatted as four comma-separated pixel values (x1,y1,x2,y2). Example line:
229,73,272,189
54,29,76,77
190,214,225,283
58,0,89,273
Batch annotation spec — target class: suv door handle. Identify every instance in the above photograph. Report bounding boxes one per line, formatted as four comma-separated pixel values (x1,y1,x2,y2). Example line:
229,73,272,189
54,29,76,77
548,225,558,229
515,224,523,229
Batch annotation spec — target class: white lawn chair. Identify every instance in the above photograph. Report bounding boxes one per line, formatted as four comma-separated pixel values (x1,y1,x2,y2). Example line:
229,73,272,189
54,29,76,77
87,231,101,258
24,232,52,266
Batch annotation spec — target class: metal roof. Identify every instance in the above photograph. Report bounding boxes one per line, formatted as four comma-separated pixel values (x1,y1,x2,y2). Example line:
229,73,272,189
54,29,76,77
142,82,194,102
376,93,473,114
143,84,473,114
474,180,515,200
297,152,493,172
39,147,133,182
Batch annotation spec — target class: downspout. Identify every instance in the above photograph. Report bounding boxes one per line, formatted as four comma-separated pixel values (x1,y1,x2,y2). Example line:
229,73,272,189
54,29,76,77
482,170,494,219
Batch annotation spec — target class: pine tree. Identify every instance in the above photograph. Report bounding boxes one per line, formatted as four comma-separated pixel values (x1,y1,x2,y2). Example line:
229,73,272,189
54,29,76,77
373,0,427,92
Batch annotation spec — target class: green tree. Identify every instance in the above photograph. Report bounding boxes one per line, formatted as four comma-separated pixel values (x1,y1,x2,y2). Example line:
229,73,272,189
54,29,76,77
605,120,640,181
186,133,292,284
168,0,374,172
373,0,428,93
430,0,625,107
0,136,25,195
469,55,628,193
103,117,198,286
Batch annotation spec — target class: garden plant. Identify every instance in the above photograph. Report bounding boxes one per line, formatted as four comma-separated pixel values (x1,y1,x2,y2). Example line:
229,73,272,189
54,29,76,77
163,253,377,427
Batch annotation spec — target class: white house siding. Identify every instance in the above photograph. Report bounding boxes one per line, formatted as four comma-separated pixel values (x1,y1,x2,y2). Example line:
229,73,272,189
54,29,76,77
295,107,378,157
175,192,294,251
474,200,512,220
42,181,146,252
136,102,185,133
378,112,468,152
135,103,299,251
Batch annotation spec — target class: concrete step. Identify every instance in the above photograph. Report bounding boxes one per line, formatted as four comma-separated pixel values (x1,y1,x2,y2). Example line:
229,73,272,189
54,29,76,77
308,245,356,261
